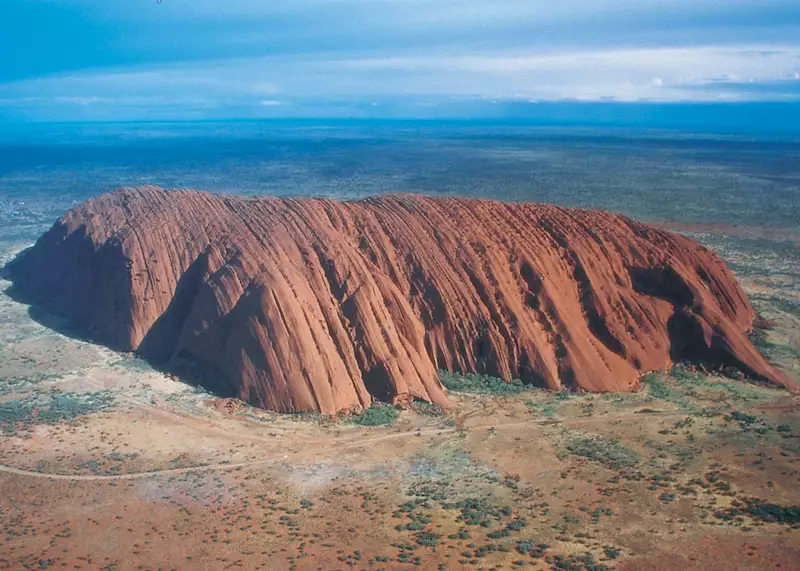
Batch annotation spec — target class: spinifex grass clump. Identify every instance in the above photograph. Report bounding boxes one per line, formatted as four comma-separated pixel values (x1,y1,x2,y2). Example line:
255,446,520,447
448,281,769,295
439,370,527,395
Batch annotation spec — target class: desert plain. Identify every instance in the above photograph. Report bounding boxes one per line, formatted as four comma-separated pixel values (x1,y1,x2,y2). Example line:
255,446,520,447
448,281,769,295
1,227,798,571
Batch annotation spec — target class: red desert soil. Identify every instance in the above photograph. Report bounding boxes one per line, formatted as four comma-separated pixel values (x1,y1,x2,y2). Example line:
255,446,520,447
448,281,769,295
7,186,792,413
618,532,800,571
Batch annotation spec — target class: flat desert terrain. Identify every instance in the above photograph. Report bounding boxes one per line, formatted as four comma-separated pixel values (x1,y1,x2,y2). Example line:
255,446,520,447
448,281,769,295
1,231,798,571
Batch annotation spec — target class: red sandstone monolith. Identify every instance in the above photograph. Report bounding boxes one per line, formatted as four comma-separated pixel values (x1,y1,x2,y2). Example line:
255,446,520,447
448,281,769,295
8,186,792,413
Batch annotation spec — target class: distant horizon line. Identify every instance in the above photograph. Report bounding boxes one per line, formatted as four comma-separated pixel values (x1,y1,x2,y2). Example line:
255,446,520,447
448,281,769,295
2,100,800,137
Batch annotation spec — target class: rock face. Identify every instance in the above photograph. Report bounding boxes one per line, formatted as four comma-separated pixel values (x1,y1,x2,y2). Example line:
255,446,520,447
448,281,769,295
7,186,791,413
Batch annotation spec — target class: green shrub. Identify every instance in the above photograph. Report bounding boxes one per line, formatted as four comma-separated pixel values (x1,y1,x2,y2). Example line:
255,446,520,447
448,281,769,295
439,370,526,395
446,498,511,527
729,411,758,425
349,403,400,426
415,531,440,547
564,434,639,470
716,498,800,525
516,541,548,558
487,529,509,539
642,374,673,400
641,371,700,411
525,401,557,417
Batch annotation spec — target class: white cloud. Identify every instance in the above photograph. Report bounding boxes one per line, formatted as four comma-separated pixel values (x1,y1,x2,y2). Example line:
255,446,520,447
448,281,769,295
2,41,799,121
3,0,800,120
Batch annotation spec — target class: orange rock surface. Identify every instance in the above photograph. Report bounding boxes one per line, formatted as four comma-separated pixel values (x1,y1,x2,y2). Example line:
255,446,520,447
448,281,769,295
8,186,792,412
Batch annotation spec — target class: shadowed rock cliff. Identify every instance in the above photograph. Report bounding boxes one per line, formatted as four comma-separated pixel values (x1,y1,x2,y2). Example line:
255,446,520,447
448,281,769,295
7,186,792,413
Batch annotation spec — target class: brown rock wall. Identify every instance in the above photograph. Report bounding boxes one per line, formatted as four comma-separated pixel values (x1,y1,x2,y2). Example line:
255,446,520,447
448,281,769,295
8,186,791,413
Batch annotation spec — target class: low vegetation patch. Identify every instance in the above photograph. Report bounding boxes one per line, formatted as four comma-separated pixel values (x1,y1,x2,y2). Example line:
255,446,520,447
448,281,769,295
525,390,573,417
642,372,698,411
414,531,440,547
642,364,769,413
716,498,800,526
516,540,550,558
642,373,673,400
525,400,557,417
442,498,513,527
347,403,400,426
410,401,447,417
551,552,612,571
439,370,527,395
563,433,639,470
0,374,59,396
0,390,115,435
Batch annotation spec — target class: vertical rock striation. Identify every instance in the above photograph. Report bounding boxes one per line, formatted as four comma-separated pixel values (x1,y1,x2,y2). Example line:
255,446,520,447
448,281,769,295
7,187,792,413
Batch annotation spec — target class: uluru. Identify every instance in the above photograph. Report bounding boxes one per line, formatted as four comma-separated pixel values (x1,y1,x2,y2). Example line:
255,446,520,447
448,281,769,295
5,186,790,413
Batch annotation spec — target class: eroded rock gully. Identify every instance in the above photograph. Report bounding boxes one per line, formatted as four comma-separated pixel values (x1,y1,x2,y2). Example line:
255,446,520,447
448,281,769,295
7,187,791,413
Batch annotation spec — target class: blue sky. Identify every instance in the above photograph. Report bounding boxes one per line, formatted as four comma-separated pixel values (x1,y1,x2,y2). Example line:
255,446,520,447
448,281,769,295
1,0,800,121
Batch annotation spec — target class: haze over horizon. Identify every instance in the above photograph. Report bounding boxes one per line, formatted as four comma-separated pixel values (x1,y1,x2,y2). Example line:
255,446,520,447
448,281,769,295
2,1,800,125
